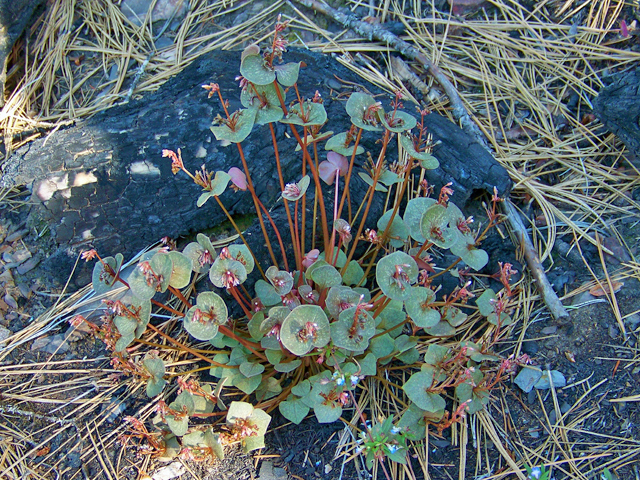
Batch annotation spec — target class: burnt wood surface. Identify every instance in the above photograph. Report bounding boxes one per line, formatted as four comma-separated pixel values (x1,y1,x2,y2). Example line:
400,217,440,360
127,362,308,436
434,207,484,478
1,49,512,285
594,68,640,157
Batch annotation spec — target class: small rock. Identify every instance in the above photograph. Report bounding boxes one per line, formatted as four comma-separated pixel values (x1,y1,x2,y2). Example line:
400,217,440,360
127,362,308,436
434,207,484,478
560,402,571,414
0,325,11,345
521,339,539,355
541,326,557,335
30,334,70,354
571,290,596,306
527,390,536,404
11,249,32,264
534,370,567,390
624,313,640,328
528,428,539,438
514,366,543,393
608,324,618,339
17,256,41,275
152,461,186,480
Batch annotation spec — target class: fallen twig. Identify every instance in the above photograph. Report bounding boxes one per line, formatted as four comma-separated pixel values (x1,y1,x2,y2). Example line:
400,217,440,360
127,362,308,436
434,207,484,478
503,200,570,323
289,0,487,145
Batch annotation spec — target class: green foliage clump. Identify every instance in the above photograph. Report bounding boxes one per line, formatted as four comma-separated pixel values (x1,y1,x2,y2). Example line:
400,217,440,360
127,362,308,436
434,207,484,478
77,18,526,469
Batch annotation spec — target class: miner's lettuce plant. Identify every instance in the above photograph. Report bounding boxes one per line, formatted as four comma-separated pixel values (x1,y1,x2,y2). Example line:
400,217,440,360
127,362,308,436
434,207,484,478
76,18,526,472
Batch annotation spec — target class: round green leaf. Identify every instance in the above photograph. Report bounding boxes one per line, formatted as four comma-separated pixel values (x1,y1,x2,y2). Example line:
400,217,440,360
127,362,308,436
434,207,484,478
405,286,440,328
377,210,409,248
404,197,437,242
403,371,446,413
331,306,375,351
275,61,302,87
239,361,265,378
325,132,364,156
280,305,330,355
210,108,257,144
209,257,247,289
255,279,281,306
184,292,228,341
167,251,193,289
227,244,255,275
420,204,460,249
309,264,342,289
240,54,276,85
265,266,294,295
281,102,327,126
314,402,342,423
381,110,417,133
375,251,418,301
346,92,383,131
91,255,122,294
399,134,439,169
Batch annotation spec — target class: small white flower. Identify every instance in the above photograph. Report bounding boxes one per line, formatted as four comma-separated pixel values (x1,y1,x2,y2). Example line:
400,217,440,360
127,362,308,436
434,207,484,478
390,426,401,435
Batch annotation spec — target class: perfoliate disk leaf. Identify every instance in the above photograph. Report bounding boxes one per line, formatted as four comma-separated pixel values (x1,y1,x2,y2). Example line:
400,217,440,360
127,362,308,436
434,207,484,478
280,305,330,355
331,306,375,351
346,92,383,131
280,102,327,127
375,251,418,301
240,53,276,85
255,279,281,306
404,197,437,242
167,251,193,289
92,255,122,294
326,286,361,319
274,61,302,86
209,257,247,289
342,260,365,286
128,253,172,300
240,82,285,125
279,396,309,424
381,110,417,133
227,244,255,275
265,266,294,296
183,242,211,274
399,135,439,169
405,286,439,328
210,108,256,144
377,210,409,248
358,172,387,192
325,132,364,156
309,264,342,289
183,292,228,341
282,175,310,201
420,204,459,249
